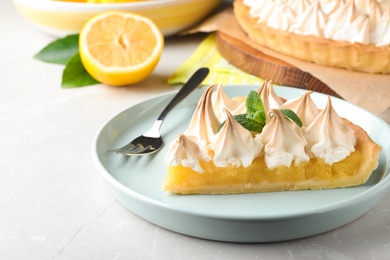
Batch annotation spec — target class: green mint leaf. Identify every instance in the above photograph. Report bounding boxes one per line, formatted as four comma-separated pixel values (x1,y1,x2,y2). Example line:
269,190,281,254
34,34,79,64
251,110,266,125
61,53,100,88
280,109,303,127
218,114,264,133
235,114,265,132
246,90,265,114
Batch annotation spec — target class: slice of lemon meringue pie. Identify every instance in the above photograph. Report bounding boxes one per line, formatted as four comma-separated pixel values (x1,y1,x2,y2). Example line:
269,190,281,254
164,82,381,194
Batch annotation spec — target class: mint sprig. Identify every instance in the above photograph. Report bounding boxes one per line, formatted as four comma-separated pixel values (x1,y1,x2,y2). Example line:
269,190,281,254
218,90,302,132
34,34,100,88
233,113,265,132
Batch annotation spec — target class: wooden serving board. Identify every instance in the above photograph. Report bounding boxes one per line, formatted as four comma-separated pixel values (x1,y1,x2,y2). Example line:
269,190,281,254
215,31,339,97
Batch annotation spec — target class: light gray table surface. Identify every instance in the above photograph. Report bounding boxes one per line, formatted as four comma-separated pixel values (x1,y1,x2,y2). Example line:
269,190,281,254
1,0,390,259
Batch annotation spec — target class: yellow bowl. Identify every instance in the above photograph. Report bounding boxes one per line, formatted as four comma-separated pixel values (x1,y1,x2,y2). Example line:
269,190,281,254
13,0,221,37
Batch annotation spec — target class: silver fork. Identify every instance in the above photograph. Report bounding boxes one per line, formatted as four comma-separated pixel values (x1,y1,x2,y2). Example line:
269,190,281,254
106,67,209,156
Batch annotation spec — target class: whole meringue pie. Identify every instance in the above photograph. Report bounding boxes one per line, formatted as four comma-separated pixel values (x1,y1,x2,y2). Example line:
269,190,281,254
234,0,390,74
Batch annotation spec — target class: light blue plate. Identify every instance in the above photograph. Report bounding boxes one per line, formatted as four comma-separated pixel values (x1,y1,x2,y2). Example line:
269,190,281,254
92,85,390,242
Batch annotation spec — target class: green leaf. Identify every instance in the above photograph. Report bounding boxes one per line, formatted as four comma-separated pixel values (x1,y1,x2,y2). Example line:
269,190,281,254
251,110,266,125
61,53,100,88
280,109,303,127
246,90,265,114
235,114,265,132
218,114,264,133
34,34,79,64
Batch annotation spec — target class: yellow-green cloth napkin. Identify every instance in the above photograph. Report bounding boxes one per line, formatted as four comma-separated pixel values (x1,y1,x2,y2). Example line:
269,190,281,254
168,33,264,86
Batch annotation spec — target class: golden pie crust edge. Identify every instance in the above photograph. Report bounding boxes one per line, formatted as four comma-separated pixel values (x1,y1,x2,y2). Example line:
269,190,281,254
164,120,382,195
233,0,390,74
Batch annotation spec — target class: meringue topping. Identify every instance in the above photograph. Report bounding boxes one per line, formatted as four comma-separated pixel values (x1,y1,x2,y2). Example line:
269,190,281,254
164,134,211,173
290,3,327,36
333,14,371,44
213,109,263,167
232,80,283,116
212,84,241,121
279,91,319,127
260,109,309,169
243,0,390,46
184,84,220,145
257,80,284,112
305,97,356,165
372,7,390,46
166,84,357,172
266,3,297,31
324,0,357,39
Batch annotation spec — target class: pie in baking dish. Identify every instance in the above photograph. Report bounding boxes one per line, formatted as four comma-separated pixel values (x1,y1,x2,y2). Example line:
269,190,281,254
163,82,382,194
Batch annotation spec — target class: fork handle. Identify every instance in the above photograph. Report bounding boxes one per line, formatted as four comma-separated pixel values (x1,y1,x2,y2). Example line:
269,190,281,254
157,67,209,121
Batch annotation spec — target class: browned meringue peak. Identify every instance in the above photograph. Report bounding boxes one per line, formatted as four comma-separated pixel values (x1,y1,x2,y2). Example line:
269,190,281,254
213,109,263,167
184,85,220,145
291,2,327,36
373,7,390,45
260,109,309,169
326,1,371,43
164,134,211,173
304,97,356,165
231,81,284,116
257,80,284,112
279,91,319,127
211,84,242,121
318,0,340,15
231,100,247,115
355,0,383,18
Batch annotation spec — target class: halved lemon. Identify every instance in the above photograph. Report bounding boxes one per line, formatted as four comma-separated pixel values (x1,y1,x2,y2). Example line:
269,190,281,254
79,11,164,86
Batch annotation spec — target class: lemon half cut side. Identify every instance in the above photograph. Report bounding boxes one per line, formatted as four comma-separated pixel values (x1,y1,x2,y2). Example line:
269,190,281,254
79,11,164,86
